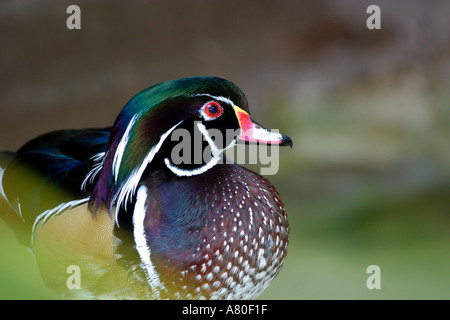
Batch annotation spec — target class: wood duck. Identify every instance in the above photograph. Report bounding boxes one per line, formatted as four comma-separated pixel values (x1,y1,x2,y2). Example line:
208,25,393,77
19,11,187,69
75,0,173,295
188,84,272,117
0,76,292,300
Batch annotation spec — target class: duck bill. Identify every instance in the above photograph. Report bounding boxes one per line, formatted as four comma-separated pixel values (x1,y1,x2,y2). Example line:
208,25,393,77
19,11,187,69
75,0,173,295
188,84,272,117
233,106,292,147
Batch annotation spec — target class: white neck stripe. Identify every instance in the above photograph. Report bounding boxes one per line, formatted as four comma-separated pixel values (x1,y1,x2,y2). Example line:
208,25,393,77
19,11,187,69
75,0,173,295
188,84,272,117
164,156,219,177
133,186,164,297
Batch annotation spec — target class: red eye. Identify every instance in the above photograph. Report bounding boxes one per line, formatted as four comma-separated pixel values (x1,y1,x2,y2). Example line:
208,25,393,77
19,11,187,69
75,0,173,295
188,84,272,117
202,101,223,120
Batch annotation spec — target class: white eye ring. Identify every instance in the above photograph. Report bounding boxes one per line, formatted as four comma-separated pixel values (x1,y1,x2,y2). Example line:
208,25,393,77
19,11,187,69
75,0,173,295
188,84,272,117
200,101,223,121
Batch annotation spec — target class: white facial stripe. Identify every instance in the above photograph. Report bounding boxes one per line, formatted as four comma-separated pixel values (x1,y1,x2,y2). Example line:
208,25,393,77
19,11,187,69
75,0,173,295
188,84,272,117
113,120,184,218
113,114,139,184
197,121,237,154
196,122,219,156
195,93,235,107
133,185,164,297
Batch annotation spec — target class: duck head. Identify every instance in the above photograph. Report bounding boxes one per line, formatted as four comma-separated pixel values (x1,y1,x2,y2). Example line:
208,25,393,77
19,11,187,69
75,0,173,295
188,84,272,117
89,76,292,215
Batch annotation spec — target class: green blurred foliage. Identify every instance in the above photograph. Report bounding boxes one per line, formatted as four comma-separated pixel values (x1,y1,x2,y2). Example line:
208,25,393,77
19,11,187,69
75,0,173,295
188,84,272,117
0,219,60,299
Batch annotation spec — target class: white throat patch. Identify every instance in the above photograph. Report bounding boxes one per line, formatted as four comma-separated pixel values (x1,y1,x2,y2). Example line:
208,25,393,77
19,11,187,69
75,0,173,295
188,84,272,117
164,122,236,177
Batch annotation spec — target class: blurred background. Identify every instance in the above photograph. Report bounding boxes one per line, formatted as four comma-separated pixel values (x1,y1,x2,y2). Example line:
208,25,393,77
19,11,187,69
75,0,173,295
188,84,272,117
0,0,449,299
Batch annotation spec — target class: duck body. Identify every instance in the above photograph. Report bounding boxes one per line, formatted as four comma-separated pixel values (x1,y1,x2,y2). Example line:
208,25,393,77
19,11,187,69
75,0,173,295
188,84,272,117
137,164,289,299
0,76,291,299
